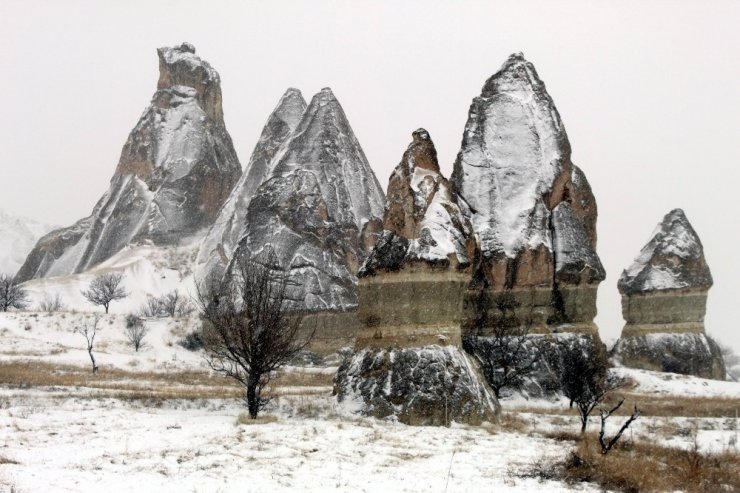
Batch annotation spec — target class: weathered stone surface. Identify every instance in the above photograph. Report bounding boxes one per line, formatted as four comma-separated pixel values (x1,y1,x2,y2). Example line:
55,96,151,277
229,88,385,311
195,88,306,286
17,43,241,282
613,333,725,380
615,209,725,379
361,129,474,275
335,346,500,425
450,53,604,331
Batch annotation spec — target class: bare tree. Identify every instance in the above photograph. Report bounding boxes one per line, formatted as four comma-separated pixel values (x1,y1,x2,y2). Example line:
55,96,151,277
463,291,540,398
0,273,29,312
73,316,101,373
598,399,640,454
38,293,66,312
557,340,612,432
124,314,148,352
196,249,314,419
81,273,128,314
160,290,192,317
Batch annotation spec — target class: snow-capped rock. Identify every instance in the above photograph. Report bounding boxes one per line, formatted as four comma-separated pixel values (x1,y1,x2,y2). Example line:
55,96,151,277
360,129,473,275
195,88,307,286
614,209,724,379
16,43,241,282
229,88,385,311
618,208,712,295
0,209,57,277
450,53,572,273
449,53,604,331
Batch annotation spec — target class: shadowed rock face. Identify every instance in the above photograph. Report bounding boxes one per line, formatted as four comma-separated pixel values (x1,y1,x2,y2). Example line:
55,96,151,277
449,53,604,331
195,88,307,286
16,43,241,282
229,88,385,312
614,209,725,379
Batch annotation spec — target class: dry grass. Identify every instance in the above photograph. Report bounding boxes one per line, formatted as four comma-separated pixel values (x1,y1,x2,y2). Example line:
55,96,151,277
513,392,740,419
235,413,279,425
0,361,333,401
533,435,740,492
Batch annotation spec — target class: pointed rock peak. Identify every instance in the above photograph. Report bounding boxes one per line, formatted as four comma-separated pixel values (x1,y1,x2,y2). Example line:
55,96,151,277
618,208,712,294
482,51,547,97
273,88,307,124
156,42,223,121
403,128,439,174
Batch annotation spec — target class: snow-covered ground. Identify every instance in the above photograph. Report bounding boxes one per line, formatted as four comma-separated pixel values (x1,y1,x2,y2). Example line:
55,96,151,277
0,208,57,277
1,311,739,492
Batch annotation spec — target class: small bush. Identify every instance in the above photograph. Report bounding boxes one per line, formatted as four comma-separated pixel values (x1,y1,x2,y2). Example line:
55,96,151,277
178,330,203,351
124,314,148,352
38,293,66,312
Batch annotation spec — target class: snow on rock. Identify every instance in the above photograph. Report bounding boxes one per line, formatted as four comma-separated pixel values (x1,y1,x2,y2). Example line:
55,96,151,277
335,345,500,426
611,365,739,397
360,129,474,275
0,208,57,277
16,43,241,283
551,203,605,284
195,88,307,287
229,88,385,311
451,53,572,262
618,208,712,294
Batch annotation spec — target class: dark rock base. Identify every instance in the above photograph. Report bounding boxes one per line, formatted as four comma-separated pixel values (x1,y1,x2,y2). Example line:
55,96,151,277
613,332,726,380
334,345,499,426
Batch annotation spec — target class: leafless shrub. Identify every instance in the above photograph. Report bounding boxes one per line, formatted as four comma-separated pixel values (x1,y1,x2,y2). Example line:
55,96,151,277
139,291,192,318
597,399,640,454
81,273,128,314
0,273,29,312
38,293,66,312
196,249,314,419
73,316,101,373
124,314,148,352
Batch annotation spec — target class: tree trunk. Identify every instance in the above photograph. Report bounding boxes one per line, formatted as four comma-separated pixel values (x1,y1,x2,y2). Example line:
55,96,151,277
88,348,98,374
104,304,109,314
247,375,260,419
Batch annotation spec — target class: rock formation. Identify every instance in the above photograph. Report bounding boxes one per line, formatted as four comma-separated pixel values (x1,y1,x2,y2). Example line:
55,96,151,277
16,43,241,282
228,88,385,311
195,88,307,286
336,130,500,425
0,209,56,277
613,209,725,379
450,53,605,334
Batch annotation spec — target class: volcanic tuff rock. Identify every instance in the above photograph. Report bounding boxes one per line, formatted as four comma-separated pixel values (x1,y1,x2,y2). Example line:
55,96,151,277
195,88,307,286
335,346,500,426
450,53,604,332
614,209,724,379
338,130,499,425
16,43,241,282
229,88,385,311
360,129,474,276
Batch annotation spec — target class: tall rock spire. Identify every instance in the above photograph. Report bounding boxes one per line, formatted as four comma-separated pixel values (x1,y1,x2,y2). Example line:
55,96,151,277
195,88,307,286
229,87,385,311
16,43,242,282
451,52,604,331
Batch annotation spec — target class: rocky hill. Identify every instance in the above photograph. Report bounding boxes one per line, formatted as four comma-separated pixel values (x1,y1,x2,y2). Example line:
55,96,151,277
15,43,241,282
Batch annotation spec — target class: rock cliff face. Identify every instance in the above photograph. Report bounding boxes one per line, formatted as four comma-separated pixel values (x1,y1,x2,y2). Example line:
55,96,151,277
450,53,604,333
195,88,307,286
0,209,57,277
229,88,385,311
16,43,241,282
614,209,724,379
336,130,499,425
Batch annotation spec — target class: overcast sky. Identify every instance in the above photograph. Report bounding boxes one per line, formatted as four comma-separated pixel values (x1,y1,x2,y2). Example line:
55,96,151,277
1,0,739,351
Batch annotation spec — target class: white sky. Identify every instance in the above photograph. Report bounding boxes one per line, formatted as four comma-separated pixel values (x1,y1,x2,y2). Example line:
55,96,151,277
1,0,739,351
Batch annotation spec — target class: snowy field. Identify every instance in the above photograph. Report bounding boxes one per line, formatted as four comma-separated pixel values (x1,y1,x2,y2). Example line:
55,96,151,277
1,311,739,492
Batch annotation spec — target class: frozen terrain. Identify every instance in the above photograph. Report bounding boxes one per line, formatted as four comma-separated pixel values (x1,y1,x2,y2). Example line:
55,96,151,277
1,310,739,492
0,209,56,277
